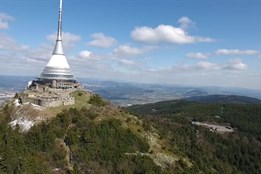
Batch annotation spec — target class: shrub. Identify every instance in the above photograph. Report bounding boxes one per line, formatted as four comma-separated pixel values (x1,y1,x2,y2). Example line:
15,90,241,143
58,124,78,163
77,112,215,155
88,94,106,106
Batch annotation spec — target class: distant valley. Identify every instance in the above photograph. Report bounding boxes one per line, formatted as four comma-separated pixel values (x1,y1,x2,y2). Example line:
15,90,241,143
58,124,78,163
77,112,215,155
1,75,261,106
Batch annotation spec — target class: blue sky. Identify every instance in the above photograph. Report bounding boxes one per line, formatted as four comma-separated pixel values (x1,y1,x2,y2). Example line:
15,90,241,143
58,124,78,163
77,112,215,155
0,0,261,89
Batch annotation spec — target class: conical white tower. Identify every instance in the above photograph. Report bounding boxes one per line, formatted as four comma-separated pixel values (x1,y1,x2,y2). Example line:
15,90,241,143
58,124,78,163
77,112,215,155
40,0,74,81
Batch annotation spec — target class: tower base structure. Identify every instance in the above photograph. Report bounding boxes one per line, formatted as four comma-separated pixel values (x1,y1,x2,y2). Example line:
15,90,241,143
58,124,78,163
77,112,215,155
29,78,82,90
20,0,84,108
21,79,83,108
21,78,83,108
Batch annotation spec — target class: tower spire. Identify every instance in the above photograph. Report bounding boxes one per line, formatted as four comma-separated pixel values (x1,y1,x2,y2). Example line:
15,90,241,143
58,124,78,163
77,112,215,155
40,0,74,81
53,0,64,55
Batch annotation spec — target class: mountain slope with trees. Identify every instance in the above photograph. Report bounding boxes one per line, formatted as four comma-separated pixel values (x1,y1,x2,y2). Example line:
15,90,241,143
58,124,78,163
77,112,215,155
127,99,261,174
0,91,261,173
0,91,184,173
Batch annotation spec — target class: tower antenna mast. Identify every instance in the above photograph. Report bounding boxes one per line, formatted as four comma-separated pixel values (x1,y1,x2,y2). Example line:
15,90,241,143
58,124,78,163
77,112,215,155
57,0,63,41
53,0,64,55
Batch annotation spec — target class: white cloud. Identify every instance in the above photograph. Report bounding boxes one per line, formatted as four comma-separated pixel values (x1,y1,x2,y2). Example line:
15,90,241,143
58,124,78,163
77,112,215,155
26,58,45,64
216,49,258,55
89,33,117,48
47,32,81,49
223,59,247,71
70,52,115,78
0,13,14,29
23,32,81,63
0,31,81,73
0,13,14,21
178,16,194,30
157,59,247,74
0,33,29,51
24,44,53,62
113,45,145,57
131,24,214,44
119,59,135,65
195,60,247,71
0,21,8,29
196,61,220,70
73,50,106,63
156,62,219,74
0,34,53,74
0,33,253,89
78,50,92,59
117,59,147,72
186,52,209,59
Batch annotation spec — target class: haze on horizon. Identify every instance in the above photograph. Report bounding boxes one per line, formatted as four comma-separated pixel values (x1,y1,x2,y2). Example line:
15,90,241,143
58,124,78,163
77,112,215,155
0,0,260,89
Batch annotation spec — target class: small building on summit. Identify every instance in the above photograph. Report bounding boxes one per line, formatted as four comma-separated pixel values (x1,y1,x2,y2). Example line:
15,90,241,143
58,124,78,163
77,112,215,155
23,0,82,108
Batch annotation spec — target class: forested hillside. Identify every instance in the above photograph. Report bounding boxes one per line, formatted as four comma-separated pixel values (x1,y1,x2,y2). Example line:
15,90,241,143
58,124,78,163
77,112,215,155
127,100,261,174
0,92,261,173
0,93,161,173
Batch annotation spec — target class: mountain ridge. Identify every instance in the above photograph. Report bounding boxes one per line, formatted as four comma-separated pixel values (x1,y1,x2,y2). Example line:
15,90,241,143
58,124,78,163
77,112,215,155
183,94,261,104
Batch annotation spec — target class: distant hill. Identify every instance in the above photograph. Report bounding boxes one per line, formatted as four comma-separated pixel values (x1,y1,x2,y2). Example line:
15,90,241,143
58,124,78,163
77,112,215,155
184,94,261,104
1,75,261,106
